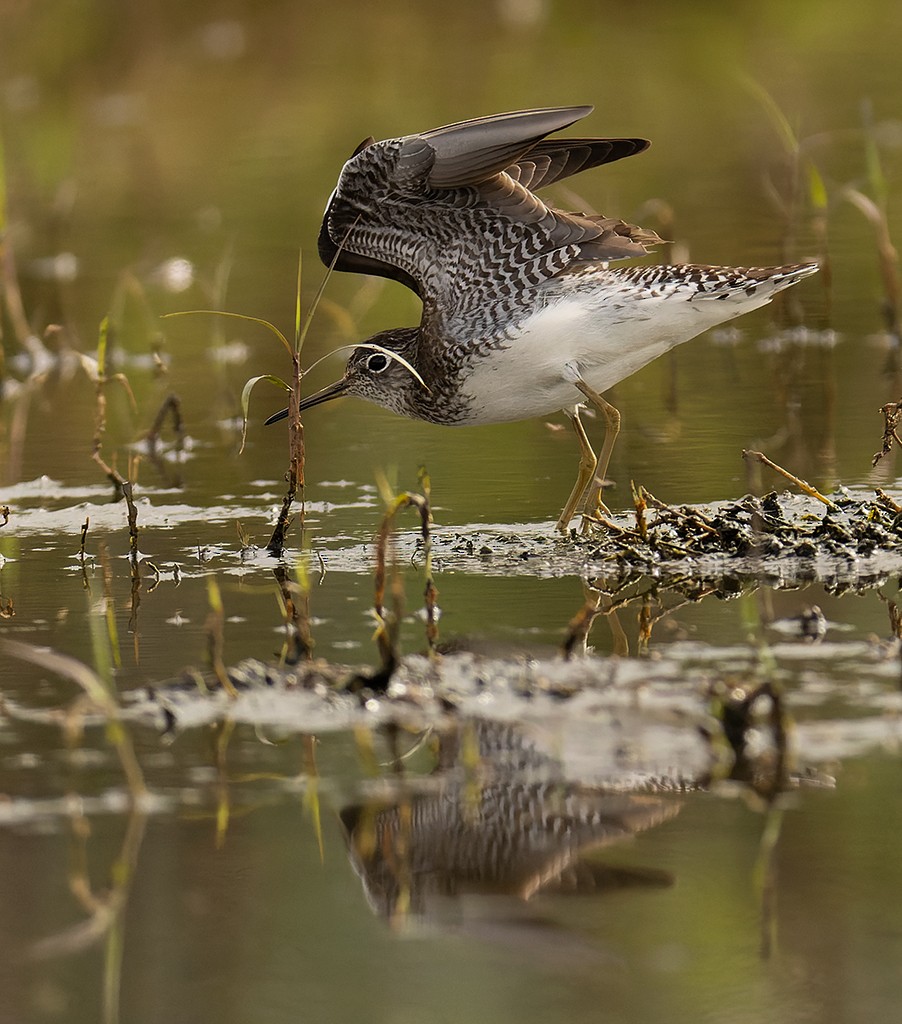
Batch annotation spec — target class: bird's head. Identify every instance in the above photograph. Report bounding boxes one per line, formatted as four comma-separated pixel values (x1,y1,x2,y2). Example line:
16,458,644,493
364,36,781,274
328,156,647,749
265,328,427,424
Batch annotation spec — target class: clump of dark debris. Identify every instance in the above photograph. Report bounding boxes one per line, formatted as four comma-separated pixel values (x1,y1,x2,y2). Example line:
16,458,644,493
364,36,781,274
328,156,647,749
578,487,902,566
432,486,902,595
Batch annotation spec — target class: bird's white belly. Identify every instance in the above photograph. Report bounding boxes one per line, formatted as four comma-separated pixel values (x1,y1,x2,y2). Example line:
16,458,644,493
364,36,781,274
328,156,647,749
459,288,769,425
460,302,597,422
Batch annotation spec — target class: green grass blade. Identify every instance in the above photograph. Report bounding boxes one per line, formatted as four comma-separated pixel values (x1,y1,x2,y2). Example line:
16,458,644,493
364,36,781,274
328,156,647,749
740,75,799,157
297,216,360,356
295,249,303,351
859,100,888,211
97,316,110,378
163,310,292,358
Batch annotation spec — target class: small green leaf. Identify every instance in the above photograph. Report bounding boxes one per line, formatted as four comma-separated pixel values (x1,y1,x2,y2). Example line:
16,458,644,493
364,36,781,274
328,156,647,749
806,161,828,211
239,374,292,454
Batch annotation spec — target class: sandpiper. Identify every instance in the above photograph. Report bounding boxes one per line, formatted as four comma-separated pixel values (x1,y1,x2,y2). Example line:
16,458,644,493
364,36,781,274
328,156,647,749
269,105,818,532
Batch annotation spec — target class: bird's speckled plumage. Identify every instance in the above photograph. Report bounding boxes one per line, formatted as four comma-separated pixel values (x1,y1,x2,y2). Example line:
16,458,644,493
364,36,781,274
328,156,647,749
340,719,680,921
270,106,818,527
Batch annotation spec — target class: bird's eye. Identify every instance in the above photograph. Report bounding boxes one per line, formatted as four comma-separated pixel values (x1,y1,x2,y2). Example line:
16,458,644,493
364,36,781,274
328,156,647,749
366,353,389,373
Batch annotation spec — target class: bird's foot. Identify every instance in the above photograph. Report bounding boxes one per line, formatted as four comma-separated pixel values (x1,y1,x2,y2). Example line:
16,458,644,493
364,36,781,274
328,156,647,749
578,500,613,536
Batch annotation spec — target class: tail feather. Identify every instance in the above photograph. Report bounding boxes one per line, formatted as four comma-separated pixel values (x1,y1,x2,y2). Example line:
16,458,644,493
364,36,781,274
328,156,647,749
596,261,819,303
681,262,819,300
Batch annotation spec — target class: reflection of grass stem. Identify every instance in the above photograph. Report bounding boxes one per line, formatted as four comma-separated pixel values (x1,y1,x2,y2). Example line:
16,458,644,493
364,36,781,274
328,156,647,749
95,541,121,673
205,577,238,697
31,801,147,1024
1,640,147,799
872,400,902,466
79,517,90,562
214,718,236,848
416,467,439,651
876,585,902,639
273,556,314,664
371,479,437,682
754,803,784,960
301,735,325,862
145,392,184,455
561,582,630,658
561,586,603,659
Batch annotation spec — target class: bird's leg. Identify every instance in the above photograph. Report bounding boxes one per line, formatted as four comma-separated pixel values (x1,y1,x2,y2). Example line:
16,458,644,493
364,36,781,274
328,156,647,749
556,406,597,534
573,379,621,532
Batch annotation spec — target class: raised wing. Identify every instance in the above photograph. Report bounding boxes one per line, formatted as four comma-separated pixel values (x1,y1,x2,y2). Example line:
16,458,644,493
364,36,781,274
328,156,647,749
317,106,658,334
506,136,650,192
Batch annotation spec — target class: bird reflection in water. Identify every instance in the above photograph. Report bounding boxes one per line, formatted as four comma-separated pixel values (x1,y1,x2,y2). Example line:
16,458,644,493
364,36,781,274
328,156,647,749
339,718,681,953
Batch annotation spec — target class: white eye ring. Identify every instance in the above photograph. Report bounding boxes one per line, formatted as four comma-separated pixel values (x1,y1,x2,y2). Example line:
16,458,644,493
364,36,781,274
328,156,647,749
367,353,389,373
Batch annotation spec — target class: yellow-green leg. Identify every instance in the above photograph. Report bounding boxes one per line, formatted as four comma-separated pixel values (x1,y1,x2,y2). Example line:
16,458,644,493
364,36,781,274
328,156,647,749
574,379,621,532
555,407,597,534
